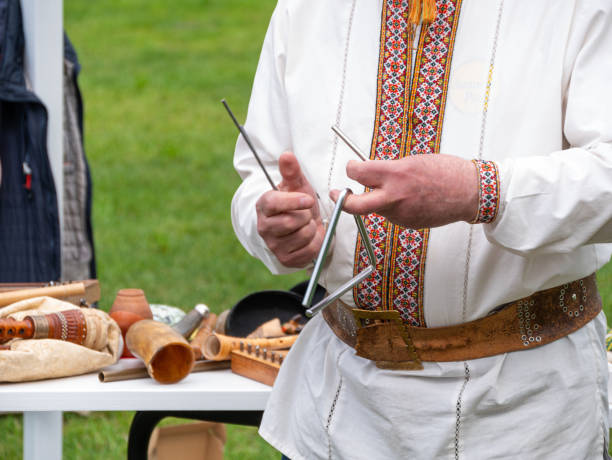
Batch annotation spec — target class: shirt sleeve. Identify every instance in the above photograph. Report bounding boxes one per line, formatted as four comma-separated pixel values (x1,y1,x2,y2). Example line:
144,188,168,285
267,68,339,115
230,1,299,274
484,0,612,255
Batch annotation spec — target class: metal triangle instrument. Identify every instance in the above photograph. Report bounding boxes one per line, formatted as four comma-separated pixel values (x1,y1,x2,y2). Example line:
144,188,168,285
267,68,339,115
302,188,376,317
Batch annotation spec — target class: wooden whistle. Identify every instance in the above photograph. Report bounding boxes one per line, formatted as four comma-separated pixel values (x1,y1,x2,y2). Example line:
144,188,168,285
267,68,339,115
203,333,298,361
0,310,87,345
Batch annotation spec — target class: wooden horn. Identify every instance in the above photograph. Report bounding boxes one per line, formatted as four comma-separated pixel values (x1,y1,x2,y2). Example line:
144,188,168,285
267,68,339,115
203,333,298,361
126,320,195,384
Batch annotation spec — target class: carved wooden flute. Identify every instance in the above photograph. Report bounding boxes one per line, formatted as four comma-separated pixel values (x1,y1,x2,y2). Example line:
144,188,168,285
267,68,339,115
0,310,87,345
203,333,298,361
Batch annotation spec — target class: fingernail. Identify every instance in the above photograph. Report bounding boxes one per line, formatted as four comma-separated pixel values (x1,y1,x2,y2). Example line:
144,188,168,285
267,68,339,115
299,197,311,207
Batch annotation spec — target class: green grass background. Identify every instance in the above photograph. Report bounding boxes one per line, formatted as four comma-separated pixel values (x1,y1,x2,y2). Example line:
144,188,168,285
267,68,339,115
0,0,610,458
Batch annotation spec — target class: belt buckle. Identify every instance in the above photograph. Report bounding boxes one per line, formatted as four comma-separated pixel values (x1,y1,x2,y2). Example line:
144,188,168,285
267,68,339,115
352,309,424,370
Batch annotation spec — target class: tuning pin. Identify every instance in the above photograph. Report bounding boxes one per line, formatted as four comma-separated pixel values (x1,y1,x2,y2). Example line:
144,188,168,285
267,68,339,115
247,343,252,354
240,341,245,352
255,345,261,357
263,348,267,360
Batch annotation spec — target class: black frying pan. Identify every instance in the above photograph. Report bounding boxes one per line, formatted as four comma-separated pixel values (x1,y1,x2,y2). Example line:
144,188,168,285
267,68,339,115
225,289,307,337
224,281,326,337
289,280,326,306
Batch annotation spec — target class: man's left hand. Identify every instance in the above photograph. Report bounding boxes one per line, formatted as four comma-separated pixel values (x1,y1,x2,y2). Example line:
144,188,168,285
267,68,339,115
330,154,479,229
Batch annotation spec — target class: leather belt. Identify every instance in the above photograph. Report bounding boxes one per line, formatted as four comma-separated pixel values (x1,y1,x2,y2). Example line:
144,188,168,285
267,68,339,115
322,274,601,370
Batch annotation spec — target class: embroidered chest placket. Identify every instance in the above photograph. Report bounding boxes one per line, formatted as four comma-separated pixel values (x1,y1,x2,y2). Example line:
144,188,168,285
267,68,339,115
353,0,463,326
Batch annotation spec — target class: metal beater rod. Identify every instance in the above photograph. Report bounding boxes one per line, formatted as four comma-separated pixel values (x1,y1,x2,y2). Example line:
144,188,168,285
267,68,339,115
222,99,278,190
331,125,368,162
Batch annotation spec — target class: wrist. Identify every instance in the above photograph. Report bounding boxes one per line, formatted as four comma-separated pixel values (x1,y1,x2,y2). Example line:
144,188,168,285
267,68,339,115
469,159,500,224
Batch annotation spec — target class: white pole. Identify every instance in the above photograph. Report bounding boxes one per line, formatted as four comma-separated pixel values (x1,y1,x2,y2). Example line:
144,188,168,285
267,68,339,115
18,4,64,453
23,411,63,460
20,0,64,242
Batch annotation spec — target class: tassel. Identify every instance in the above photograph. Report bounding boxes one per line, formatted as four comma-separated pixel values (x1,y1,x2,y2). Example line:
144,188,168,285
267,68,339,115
408,0,422,26
422,0,438,24
409,0,437,26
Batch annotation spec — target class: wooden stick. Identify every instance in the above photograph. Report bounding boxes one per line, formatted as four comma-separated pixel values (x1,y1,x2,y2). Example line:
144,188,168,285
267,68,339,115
0,283,86,307
98,359,230,383
0,280,100,306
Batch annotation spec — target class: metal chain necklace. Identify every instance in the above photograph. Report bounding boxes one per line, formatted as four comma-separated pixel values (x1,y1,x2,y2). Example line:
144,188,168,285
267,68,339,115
326,0,358,196
456,2,505,460
461,0,505,322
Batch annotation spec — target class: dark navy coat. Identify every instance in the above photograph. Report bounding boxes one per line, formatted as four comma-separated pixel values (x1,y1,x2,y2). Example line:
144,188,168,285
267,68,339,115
0,0,95,282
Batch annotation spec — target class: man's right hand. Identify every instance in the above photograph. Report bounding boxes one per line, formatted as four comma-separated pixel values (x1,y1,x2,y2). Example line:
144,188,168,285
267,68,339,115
255,151,325,268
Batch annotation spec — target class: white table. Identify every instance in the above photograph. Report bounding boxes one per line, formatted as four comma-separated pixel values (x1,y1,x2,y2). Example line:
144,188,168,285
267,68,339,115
3,363,612,460
0,365,272,460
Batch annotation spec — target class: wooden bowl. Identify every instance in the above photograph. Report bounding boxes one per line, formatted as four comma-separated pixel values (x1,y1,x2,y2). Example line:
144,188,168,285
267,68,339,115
110,288,153,320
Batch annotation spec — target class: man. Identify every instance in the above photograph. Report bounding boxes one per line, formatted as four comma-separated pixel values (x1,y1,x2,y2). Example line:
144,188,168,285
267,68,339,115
232,0,612,458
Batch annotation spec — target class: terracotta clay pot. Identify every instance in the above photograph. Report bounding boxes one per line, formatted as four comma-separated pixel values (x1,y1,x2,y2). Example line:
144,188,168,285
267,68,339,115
109,289,153,358
110,310,145,358
110,288,153,320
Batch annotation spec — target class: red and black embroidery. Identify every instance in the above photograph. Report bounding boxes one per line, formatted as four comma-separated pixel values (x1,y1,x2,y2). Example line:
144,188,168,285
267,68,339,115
471,159,500,224
354,0,463,326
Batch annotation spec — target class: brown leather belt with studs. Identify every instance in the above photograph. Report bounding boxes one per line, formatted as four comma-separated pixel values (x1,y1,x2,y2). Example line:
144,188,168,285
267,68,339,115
322,274,602,370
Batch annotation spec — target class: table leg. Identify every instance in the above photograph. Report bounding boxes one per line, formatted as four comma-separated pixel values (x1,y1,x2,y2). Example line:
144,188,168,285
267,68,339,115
23,411,62,460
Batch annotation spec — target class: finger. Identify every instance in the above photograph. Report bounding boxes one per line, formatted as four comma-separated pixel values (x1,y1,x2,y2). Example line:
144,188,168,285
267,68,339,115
346,160,385,188
257,191,315,217
329,188,347,203
279,244,318,267
277,247,315,268
340,189,388,216
272,220,318,253
259,210,314,238
274,224,323,267
279,151,307,192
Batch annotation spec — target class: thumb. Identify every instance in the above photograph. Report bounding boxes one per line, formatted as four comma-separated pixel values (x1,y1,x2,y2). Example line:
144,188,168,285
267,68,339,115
279,151,322,222
278,151,306,192
330,188,386,216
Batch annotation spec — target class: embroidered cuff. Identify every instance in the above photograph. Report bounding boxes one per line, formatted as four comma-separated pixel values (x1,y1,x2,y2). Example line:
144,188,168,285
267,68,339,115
471,159,500,224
